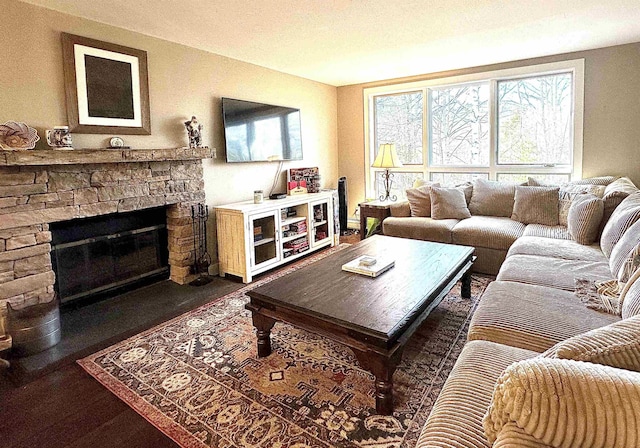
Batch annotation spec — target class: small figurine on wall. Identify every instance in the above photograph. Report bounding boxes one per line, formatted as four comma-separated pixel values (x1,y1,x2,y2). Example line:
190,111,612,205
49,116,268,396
184,116,203,148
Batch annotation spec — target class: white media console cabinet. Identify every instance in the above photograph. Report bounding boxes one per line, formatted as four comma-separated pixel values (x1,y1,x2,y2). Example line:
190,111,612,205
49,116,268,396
215,192,335,282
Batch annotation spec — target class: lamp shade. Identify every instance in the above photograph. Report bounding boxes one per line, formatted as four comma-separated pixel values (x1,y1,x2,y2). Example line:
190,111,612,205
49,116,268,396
372,143,403,169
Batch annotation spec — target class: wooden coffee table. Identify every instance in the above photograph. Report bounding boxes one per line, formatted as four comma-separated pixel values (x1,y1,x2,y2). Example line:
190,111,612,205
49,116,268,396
246,235,474,415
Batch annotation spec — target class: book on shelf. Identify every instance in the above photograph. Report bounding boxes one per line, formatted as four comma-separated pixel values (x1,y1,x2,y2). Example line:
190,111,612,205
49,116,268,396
341,255,395,278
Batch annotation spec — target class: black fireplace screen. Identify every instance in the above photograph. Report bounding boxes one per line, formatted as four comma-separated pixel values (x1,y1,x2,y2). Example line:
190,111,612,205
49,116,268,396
51,207,169,304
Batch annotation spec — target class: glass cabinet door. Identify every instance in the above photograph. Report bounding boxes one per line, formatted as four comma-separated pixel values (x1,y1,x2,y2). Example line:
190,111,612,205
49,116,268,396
310,200,331,248
249,211,280,269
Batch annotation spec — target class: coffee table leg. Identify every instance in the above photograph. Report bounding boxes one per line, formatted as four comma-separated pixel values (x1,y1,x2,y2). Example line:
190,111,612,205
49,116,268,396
461,270,472,299
354,349,402,415
251,313,276,357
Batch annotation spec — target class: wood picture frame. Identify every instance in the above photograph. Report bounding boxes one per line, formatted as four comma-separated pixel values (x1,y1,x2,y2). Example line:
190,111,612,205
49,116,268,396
62,33,151,135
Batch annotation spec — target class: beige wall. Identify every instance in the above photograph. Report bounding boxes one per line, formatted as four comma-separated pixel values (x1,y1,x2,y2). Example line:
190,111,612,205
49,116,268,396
338,43,640,215
1,0,338,264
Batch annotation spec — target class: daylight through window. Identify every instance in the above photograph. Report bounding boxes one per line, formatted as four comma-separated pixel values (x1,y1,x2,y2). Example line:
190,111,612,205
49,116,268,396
364,60,584,200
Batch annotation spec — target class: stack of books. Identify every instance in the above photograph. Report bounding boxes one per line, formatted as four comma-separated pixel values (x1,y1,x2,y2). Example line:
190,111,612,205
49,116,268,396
341,255,395,278
283,236,309,256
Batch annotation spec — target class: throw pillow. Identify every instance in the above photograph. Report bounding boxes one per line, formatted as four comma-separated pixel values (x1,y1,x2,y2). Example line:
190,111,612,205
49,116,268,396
558,184,606,226
527,177,559,187
609,219,640,283
406,182,440,217
511,186,559,225
567,193,604,245
468,179,518,217
455,182,473,205
600,191,640,258
430,186,471,220
621,268,640,319
541,314,640,372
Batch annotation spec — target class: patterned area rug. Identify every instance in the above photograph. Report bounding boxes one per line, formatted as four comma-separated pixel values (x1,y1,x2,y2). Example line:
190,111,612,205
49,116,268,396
79,246,490,448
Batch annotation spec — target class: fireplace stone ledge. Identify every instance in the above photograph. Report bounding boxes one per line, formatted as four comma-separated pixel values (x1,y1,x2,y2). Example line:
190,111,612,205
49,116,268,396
0,148,215,339
0,147,215,166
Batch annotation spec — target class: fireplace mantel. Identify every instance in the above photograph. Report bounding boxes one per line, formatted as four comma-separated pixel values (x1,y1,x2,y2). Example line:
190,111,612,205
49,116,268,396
0,147,215,166
0,147,213,335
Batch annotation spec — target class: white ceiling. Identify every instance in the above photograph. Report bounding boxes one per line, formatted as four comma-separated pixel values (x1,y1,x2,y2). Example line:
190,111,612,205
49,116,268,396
21,0,640,86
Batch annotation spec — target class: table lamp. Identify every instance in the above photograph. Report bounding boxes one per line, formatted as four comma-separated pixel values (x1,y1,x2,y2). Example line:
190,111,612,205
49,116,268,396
371,143,403,201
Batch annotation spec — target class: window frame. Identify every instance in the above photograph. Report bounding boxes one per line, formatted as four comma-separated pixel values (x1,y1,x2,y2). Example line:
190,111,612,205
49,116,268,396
363,59,584,198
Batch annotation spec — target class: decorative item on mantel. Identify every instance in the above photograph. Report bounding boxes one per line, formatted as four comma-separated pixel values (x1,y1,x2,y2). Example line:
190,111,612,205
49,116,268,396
190,203,212,286
0,121,39,150
184,116,203,148
46,126,73,149
107,136,131,149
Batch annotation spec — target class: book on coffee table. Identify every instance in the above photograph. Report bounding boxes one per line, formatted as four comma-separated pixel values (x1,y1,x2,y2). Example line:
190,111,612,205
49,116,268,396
341,255,395,277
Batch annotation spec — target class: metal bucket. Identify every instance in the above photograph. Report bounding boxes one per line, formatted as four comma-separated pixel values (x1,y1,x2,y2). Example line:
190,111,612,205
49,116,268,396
6,300,61,357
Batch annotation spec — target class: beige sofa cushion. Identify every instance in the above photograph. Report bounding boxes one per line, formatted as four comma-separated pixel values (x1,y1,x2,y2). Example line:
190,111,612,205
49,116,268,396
522,224,571,240
416,340,537,448
609,219,640,283
542,314,640,372
528,175,616,187
469,281,618,352
558,184,606,226
382,216,458,243
621,269,640,319
511,186,559,225
600,191,640,258
452,216,525,251
430,186,471,220
484,358,640,448
406,182,440,217
601,177,638,230
497,254,613,291
469,179,518,217
506,236,607,262
567,193,604,244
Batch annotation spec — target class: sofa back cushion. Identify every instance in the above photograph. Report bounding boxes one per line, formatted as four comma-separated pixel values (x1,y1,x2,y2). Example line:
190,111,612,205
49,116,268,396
567,193,604,245
528,176,616,187
601,191,640,258
430,186,471,220
601,177,639,231
621,268,640,319
406,182,440,217
511,186,559,225
610,219,640,284
469,179,517,217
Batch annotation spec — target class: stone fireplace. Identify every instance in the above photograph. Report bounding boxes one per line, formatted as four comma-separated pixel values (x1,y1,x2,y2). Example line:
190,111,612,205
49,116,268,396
0,147,214,339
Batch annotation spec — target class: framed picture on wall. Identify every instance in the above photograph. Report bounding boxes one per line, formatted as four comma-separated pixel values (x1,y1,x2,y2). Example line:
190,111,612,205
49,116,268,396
61,33,151,134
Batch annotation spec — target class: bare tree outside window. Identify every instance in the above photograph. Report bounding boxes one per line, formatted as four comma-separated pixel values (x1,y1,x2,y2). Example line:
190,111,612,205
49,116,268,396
374,92,423,165
498,73,573,165
430,84,489,167
430,172,488,187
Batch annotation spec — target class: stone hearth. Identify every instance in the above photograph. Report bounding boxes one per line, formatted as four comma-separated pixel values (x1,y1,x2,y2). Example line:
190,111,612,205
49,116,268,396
0,147,214,338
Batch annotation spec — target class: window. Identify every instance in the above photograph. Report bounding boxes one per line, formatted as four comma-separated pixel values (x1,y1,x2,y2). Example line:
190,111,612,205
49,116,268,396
364,60,584,199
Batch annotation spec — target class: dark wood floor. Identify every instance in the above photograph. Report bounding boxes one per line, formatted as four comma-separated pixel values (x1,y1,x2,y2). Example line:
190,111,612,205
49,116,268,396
0,276,245,448
0,363,179,448
0,238,356,447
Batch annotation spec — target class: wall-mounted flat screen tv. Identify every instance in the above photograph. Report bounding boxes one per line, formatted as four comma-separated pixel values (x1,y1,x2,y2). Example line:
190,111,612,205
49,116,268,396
222,98,303,162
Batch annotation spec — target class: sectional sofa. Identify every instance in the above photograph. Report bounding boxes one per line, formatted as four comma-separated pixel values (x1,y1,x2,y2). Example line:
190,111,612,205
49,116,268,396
379,176,640,447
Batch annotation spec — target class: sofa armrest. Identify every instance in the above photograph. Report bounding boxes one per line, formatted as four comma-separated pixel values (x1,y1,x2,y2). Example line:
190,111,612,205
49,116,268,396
484,357,640,448
389,201,411,217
